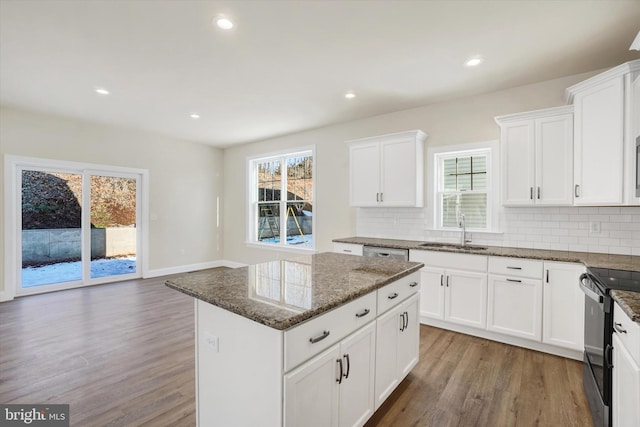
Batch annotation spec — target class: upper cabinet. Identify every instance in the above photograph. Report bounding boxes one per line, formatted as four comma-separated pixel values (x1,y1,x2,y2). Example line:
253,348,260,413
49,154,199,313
346,130,427,207
496,106,574,206
565,60,640,206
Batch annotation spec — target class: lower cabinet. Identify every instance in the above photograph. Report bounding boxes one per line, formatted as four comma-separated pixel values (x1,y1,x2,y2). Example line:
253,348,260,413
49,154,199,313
612,303,640,427
487,274,542,340
284,321,376,427
541,261,585,351
374,293,420,409
445,270,488,329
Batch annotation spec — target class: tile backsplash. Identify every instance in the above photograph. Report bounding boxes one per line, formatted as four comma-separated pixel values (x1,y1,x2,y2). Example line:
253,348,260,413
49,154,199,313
355,206,640,256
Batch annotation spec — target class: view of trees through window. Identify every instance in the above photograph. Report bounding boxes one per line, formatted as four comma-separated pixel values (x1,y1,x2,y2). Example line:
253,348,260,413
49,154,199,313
255,152,313,247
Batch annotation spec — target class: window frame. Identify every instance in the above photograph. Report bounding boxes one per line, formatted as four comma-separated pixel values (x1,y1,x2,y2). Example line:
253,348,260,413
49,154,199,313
246,146,316,252
427,141,500,233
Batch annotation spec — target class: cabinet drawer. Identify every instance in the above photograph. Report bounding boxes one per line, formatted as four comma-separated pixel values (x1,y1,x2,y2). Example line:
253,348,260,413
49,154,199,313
488,257,542,279
410,250,487,272
284,292,376,372
377,272,420,314
333,242,364,256
614,303,640,366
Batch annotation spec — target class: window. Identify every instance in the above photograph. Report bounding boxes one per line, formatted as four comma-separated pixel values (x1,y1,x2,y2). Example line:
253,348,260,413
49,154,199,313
248,148,314,250
429,141,499,232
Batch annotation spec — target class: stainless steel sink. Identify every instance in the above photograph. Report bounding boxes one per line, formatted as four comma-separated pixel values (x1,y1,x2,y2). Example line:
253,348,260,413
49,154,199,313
417,242,488,251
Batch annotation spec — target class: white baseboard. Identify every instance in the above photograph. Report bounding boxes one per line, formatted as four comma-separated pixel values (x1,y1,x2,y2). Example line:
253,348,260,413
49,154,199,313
144,259,247,278
420,315,582,361
0,290,15,303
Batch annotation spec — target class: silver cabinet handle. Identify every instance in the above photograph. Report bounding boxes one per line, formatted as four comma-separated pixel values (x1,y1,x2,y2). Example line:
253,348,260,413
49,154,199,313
343,354,350,379
446,275,450,287
507,266,522,270
380,193,383,202
440,275,444,286
376,193,379,202
343,249,352,253
336,358,343,384
387,292,399,300
355,308,370,318
506,278,522,283
537,187,541,199
546,269,549,283
409,281,418,287
575,184,580,198
614,322,627,334
530,187,533,200
309,330,330,344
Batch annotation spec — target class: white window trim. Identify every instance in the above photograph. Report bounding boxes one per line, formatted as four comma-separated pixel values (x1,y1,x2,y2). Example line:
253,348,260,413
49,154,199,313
246,145,316,253
426,140,501,233
3,155,149,301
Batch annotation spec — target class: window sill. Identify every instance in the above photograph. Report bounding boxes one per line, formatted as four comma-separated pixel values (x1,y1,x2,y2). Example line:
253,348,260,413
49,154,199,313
245,242,317,254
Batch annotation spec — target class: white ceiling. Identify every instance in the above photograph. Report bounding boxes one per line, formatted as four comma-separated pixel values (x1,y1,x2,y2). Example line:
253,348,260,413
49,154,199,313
1,1,639,148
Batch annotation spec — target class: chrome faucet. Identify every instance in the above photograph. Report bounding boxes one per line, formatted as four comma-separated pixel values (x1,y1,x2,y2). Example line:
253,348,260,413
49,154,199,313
459,213,468,246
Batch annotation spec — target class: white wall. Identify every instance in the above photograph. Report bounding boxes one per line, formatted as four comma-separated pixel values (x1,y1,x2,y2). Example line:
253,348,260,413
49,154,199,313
1,106,225,298
223,70,601,265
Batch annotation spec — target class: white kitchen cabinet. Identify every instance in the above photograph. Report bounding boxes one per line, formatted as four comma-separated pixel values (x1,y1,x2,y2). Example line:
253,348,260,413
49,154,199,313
333,242,364,256
612,303,640,427
487,274,542,341
487,257,543,341
374,293,419,409
347,130,427,207
284,321,376,427
495,106,574,206
542,262,585,351
410,250,488,329
566,60,640,205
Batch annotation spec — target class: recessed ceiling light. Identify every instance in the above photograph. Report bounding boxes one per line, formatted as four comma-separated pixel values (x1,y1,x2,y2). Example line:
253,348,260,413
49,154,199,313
190,113,201,119
215,16,234,30
94,87,110,95
464,56,484,67
345,91,356,99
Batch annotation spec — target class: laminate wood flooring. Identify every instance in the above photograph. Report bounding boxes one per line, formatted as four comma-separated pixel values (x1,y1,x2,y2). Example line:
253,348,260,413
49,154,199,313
1,275,593,427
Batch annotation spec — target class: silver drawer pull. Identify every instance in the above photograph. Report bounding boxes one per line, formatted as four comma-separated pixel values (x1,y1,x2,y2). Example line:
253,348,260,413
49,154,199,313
614,322,627,334
409,281,418,287
344,249,352,253
309,330,330,344
388,292,399,300
355,308,370,318
506,278,522,283
507,266,522,270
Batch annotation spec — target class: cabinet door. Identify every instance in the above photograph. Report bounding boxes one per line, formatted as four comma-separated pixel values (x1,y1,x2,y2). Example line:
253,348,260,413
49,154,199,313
542,262,585,350
612,333,640,427
380,138,422,207
349,142,380,207
573,76,624,205
284,344,341,427
419,267,445,320
397,293,420,379
487,274,542,341
444,270,487,329
339,322,376,427
536,114,574,205
374,304,402,409
502,120,535,206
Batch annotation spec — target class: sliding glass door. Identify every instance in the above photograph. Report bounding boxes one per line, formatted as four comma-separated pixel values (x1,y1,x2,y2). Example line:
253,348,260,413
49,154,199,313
10,158,145,296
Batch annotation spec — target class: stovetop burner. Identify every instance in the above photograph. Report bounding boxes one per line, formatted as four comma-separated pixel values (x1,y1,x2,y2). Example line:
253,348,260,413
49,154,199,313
588,267,640,293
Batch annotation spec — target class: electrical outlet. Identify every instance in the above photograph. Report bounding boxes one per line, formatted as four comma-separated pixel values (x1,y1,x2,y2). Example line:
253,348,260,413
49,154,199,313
589,222,601,234
204,332,219,352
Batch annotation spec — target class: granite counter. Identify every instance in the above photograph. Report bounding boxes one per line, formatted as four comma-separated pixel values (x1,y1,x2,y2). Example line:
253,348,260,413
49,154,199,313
165,251,423,330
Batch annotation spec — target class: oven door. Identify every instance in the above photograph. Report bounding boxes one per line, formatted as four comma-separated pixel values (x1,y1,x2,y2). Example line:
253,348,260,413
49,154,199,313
580,273,611,427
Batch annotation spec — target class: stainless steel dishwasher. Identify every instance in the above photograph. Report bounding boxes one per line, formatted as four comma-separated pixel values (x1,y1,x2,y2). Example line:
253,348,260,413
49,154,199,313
362,246,409,261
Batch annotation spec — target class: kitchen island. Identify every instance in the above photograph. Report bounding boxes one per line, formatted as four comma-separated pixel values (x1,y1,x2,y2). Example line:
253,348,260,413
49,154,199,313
166,252,423,427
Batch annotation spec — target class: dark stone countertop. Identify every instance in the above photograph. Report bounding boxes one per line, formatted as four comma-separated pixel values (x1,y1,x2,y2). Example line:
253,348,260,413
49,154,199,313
165,252,423,331
334,236,640,323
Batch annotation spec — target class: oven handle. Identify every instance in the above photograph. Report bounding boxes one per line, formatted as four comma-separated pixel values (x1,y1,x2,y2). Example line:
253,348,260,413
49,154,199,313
579,273,604,305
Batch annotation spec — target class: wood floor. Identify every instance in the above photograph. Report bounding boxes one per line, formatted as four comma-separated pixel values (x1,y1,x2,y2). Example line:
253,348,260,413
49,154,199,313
0,275,593,427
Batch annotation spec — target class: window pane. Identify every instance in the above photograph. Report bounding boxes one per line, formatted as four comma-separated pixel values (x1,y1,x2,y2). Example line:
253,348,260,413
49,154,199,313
472,156,486,173
257,160,281,201
457,157,471,174
285,202,312,247
457,174,471,191
442,193,487,229
257,203,280,243
473,172,487,190
287,155,313,201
